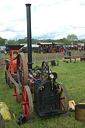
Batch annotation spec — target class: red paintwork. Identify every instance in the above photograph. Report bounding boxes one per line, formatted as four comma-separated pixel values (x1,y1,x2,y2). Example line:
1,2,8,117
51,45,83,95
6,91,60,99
28,74,40,91
13,86,18,102
59,47,64,53
5,49,20,74
9,50,19,74
21,87,29,119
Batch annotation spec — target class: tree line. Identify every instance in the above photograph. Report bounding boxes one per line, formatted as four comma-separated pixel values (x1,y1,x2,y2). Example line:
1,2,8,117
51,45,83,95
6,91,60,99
0,34,85,46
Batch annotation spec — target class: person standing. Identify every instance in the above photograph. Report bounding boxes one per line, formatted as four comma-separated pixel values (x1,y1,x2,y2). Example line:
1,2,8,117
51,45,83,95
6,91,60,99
4,50,7,56
0,49,1,58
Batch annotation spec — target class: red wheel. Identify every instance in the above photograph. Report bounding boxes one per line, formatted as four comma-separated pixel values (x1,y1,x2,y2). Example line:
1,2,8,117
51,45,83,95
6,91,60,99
59,48,64,53
21,86,33,119
57,82,69,112
13,86,20,103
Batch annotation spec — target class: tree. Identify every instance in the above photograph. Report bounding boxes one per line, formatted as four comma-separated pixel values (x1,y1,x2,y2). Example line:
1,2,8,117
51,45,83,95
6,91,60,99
32,39,39,44
57,38,70,45
17,38,27,44
67,34,78,41
8,40,17,45
0,37,6,46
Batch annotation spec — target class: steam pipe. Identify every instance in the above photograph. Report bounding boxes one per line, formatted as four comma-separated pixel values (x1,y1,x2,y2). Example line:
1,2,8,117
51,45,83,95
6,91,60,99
25,4,32,69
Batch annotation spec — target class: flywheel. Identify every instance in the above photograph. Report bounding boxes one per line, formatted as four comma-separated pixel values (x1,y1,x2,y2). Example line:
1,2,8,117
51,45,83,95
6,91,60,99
17,53,28,87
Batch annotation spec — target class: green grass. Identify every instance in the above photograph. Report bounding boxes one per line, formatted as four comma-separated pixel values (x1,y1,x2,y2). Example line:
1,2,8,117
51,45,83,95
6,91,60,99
0,55,85,127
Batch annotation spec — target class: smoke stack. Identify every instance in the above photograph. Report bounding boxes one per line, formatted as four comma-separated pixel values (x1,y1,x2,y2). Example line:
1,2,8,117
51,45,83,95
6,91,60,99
25,4,32,69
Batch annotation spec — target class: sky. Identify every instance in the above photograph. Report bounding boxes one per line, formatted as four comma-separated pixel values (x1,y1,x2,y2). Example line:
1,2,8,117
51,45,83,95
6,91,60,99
0,0,85,40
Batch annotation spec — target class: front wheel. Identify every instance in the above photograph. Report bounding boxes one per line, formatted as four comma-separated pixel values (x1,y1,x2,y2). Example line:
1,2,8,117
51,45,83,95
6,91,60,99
21,86,33,119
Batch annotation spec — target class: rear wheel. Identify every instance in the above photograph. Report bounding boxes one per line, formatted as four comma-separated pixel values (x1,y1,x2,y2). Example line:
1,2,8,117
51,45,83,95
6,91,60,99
17,53,28,87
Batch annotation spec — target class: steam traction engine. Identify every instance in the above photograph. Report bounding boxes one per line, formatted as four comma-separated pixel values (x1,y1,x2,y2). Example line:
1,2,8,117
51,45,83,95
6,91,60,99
5,4,69,120
16,53,68,119
16,4,68,119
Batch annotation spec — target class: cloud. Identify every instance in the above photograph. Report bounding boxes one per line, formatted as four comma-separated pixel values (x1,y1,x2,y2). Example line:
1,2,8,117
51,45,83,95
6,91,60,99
0,0,85,40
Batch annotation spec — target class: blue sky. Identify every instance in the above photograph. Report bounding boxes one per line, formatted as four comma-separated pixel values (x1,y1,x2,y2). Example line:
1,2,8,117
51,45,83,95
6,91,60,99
0,0,85,40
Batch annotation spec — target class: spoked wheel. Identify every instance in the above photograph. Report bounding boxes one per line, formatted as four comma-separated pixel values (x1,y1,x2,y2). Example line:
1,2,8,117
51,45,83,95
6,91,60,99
57,82,69,113
21,86,33,119
17,53,28,87
13,86,20,103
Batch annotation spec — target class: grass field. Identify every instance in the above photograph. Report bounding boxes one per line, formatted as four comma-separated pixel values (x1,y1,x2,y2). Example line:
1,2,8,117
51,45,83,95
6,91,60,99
0,53,85,128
